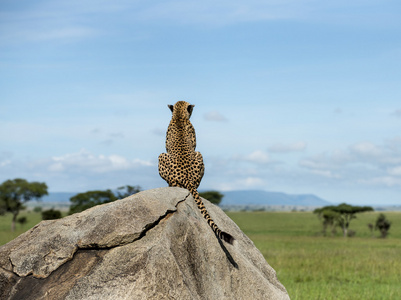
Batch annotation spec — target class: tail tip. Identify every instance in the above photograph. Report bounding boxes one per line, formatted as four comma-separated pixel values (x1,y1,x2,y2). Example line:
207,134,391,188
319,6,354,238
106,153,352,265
221,232,235,245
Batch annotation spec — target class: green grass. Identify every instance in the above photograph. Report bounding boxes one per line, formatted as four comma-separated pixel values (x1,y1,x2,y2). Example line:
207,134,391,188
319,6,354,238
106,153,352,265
0,211,45,245
227,211,401,300
0,211,67,245
1,210,401,299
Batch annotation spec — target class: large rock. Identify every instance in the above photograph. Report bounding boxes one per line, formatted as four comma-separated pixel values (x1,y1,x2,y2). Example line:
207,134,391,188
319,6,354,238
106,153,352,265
0,187,289,300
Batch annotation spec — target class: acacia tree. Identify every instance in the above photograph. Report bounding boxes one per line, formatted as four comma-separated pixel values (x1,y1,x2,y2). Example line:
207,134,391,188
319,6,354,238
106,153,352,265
313,208,340,236
0,178,48,231
199,191,224,205
314,203,373,237
334,203,374,237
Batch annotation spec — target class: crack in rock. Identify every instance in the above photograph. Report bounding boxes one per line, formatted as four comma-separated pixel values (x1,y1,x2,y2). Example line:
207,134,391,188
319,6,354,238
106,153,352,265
135,193,189,241
47,193,191,278
5,188,191,279
77,193,190,251
4,193,192,280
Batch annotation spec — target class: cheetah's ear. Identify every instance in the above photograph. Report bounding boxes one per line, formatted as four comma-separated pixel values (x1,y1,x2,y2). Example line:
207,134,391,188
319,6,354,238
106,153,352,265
187,104,194,115
168,105,174,113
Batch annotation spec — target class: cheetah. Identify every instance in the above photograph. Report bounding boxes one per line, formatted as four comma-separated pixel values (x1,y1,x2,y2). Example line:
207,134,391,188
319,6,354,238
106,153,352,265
158,101,235,244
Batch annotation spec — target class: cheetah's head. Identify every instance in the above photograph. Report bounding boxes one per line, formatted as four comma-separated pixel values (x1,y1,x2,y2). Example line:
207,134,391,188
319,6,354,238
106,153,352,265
168,101,194,119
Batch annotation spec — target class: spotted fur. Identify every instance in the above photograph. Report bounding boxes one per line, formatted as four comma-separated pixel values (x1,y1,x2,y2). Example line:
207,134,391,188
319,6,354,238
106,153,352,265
158,101,234,244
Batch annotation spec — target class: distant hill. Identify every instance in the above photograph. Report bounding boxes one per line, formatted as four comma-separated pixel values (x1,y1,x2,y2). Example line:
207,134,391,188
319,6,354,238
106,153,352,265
220,190,331,207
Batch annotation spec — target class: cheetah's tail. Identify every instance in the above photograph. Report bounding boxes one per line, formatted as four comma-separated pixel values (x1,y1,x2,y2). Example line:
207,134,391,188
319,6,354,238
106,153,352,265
190,188,235,245
220,230,235,245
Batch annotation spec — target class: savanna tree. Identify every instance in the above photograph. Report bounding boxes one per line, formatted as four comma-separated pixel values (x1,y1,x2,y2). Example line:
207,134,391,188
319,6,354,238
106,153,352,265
115,185,141,199
334,203,373,237
375,213,391,238
199,191,224,205
69,185,141,214
313,208,340,236
69,189,117,214
0,178,48,231
314,203,373,237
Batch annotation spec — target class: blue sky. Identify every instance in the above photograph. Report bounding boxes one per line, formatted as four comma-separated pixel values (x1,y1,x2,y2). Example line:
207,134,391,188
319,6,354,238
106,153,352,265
1,0,401,205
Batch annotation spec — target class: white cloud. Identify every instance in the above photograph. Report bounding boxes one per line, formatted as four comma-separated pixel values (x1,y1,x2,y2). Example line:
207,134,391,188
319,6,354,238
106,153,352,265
48,162,64,172
134,0,388,26
246,150,271,164
298,138,401,186
242,176,264,187
0,17,98,44
132,158,153,167
349,142,382,157
299,158,330,170
30,27,97,42
0,149,157,192
232,150,272,164
387,166,401,176
0,160,11,167
385,137,401,155
299,149,351,170
268,141,307,153
358,177,401,187
49,149,153,173
216,176,265,191
203,111,228,122
308,169,341,179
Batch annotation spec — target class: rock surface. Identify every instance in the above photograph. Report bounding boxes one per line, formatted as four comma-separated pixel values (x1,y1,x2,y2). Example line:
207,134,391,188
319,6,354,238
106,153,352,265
0,187,290,300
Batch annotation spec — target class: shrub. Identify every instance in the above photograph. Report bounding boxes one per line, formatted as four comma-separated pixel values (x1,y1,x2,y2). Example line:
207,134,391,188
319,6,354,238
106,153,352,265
375,214,391,238
42,209,62,220
17,216,28,227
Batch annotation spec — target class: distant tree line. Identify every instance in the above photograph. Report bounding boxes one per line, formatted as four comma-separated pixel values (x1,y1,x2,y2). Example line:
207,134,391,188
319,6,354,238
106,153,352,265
69,185,141,214
69,188,224,214
199,191,224,205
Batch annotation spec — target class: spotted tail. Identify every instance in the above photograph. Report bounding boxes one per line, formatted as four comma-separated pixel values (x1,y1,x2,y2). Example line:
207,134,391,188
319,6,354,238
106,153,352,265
189,187,235,244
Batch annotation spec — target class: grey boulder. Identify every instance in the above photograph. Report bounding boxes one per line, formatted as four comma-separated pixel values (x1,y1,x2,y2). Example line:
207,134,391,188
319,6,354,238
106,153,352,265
0,187,289,300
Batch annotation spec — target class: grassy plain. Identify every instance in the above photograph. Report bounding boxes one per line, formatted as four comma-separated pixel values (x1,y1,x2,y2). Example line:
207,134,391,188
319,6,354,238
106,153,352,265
1,210,400,299
0,211,44,245
227,211,401,300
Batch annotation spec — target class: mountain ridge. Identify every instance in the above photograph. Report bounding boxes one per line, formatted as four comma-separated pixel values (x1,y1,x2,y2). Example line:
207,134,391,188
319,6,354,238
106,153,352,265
220,190,331,206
